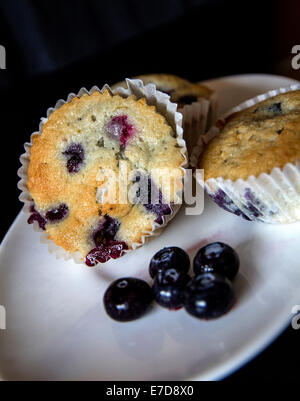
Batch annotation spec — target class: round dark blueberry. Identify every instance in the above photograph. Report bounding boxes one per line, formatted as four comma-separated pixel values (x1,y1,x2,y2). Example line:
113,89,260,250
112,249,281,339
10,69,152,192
149,246,190,279
155,266,189,286
184,273,235,320
45,203,69,222
103,277,153,322
193,242,239,281
152,268,190,309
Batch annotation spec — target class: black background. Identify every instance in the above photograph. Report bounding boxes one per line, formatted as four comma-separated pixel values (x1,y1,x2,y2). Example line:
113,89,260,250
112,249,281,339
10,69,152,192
0,0,299,381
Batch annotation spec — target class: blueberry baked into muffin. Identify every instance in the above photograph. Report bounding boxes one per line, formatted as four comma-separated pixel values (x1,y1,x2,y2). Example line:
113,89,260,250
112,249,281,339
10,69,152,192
24,89,185,265
199,89,300,223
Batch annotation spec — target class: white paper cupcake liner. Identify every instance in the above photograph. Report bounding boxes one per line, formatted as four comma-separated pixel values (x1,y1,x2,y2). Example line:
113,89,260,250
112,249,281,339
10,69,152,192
192,83,300,224
179,90,218,158
189,91,218,169
17,79,188,264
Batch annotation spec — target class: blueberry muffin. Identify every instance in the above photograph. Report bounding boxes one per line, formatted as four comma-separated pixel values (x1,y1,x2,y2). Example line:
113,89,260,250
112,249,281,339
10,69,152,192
112,74,213,107
25,90,185,265
198,89,300,223
170,82,213,108
112,74,190,96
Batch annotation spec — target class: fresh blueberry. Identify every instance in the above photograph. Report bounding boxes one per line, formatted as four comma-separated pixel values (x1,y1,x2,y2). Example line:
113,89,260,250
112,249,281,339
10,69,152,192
103,277,153,322
106,115,135,147
63,143,84,173
149,246,190,279
152,268,190,309
45,203,69,222
193,242,239,281
184,273,235,320
85,240,128,266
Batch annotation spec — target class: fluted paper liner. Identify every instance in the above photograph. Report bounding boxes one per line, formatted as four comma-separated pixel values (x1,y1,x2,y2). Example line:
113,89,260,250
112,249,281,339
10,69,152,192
179,90,218,157
192,83,300,224
17,79,188,264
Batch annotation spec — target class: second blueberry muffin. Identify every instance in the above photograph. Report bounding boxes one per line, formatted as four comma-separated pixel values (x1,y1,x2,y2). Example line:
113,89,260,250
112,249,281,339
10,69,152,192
112,73,213,107
198,88,300,223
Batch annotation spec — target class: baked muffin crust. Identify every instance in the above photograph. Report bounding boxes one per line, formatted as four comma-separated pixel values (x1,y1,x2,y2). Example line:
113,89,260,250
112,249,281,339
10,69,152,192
200,90,300,181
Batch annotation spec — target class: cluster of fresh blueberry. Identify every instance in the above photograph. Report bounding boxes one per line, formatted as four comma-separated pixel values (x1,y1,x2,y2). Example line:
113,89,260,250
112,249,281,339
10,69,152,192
103,242,239,322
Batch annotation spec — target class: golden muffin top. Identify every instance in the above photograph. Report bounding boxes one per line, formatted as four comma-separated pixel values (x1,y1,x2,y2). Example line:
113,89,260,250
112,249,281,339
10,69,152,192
200,90,300,181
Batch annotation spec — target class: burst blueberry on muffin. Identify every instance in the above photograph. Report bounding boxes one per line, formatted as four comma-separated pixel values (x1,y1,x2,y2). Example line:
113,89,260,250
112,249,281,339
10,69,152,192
199,89,300,223
25,89,185,265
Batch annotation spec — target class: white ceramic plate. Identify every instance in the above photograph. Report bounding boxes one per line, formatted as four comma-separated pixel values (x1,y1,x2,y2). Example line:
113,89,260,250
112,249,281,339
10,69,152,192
1,74,300,381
